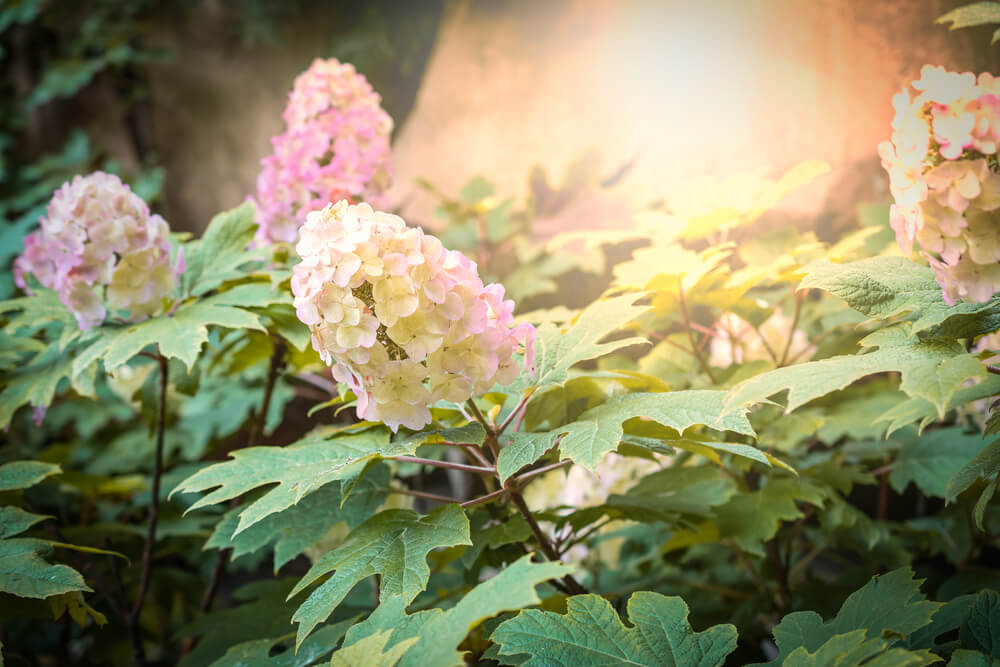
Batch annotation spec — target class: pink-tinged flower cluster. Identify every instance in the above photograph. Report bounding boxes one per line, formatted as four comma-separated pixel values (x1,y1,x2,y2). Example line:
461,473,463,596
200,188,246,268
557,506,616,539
879,65,1000,304
292,201,535,431
253,59,393,246
13,172,180,330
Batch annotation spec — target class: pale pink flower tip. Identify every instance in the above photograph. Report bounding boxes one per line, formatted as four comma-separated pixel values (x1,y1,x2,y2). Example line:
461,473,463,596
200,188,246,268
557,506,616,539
293,201,535,432
253,58,393,246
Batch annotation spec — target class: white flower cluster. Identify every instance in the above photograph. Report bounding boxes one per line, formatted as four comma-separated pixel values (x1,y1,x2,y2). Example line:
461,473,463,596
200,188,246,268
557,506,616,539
879,65,1000,304
14,172,179,330
292,201,535,431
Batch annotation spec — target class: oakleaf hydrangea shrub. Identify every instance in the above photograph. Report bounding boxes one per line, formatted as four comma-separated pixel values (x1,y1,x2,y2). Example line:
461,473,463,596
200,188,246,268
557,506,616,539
292,200,535,430
6,13,1000,666
880,65,1000,303
252,58,393,245
13,171,180,329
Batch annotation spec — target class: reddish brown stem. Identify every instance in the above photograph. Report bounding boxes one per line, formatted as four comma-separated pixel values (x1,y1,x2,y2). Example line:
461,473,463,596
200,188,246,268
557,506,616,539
393,455,494,475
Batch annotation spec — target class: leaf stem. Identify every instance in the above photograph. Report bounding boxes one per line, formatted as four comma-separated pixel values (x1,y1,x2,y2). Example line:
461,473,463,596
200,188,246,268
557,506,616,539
497,393,531,436
508,490,588,595
514,459,572,485
393,487,462,504
393,455,495,475
129,352,168,665
678,285,718,384
778,289,805,367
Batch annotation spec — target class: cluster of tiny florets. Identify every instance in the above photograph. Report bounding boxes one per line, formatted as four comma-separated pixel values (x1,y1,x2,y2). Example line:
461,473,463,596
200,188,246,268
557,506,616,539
14,172,179,330
879,65,1000,304
292,201,535,431
252,58,393,245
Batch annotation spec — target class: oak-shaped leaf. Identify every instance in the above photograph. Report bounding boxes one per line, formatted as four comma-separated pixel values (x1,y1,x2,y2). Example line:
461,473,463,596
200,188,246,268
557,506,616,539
336,554,573,667
491,591,737,666
173,428,408,536
763,568,941,664
725,325,986,418
289,504,471,648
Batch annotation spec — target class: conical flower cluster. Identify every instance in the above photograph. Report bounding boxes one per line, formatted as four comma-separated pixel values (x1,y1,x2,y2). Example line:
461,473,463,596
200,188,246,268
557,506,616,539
879,65,1000,304
253,58,393,245
292,201,536,431
14,172,179,330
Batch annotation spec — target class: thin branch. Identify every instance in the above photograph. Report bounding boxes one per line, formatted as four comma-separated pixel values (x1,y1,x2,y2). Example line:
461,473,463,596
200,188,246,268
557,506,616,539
678,286,718,384
441,441,494,468
465,399,496,436
509,490,588,595
392,455,494,475
460,487,508,508
513,459,572,485
392,487,462,504
778,289,806,367
129,353,168,665
497,393,532,436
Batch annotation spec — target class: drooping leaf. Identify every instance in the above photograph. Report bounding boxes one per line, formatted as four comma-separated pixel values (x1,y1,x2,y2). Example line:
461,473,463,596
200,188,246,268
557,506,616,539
891,428,993,499
766,568,941,664
205,466,390,571
0,461,60,491
0,507,48,539
174,428,404,536
289,504,472,647
492,591,737,667
340,555,574,667
725,326,985,418
497,390,757,482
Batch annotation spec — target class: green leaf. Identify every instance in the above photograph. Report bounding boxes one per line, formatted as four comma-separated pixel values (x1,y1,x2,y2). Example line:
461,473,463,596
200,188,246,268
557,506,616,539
766,568,941,663
947,438,1000,502
891,428,993,499
72,283,286,375
458,176,495,204
0,342,96,429
725,326,984,417
331,631,418,667
715,478,827,554
949,649,1000,666
208,619,355,667
800,257,1000,338
183,202,262,294
0,507,48,539
778,629,936,667
174,428,409,536
0,461,60,491
938,2,1000,31
0,538,90,599
492,591,737,666
961,590,1000,659
205,466,390,570
178,578,301,667
289,504,472,648
341,555,575,667
497,390,756,482
514,293,650,393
